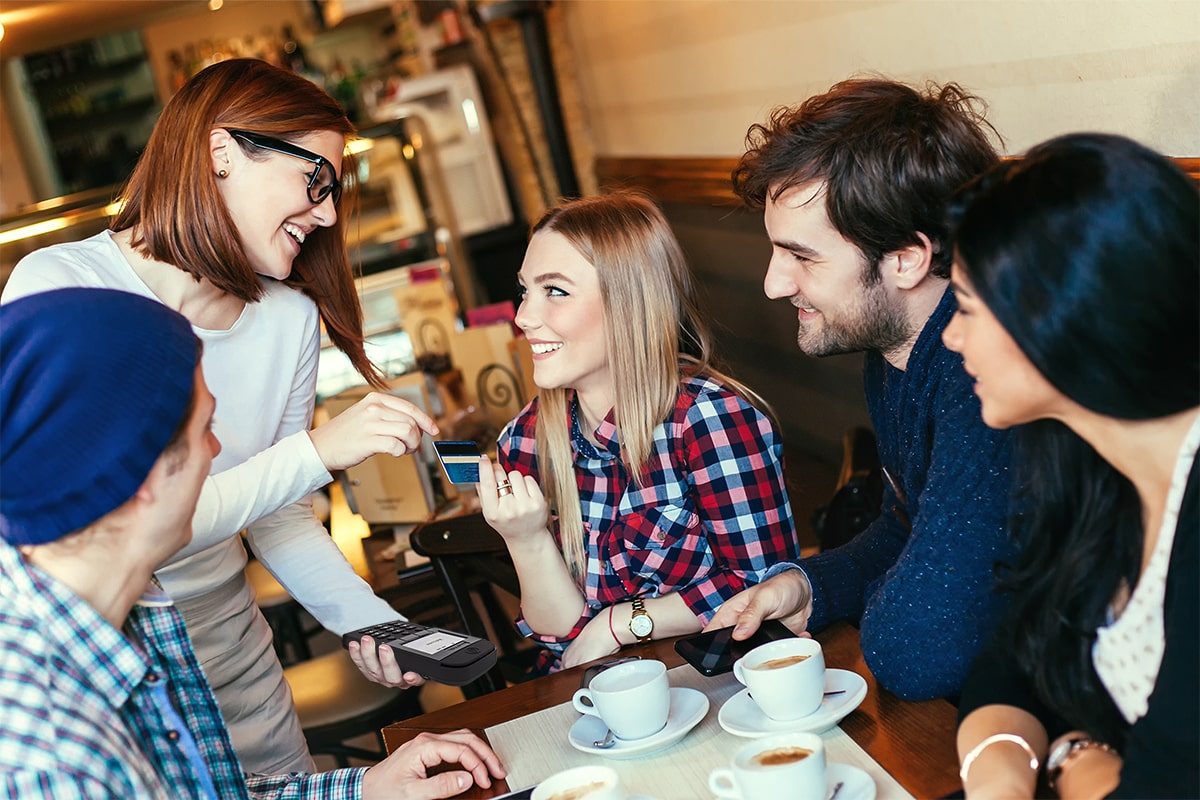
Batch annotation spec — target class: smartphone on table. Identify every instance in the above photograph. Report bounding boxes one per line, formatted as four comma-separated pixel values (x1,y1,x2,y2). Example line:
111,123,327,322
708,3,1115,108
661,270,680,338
433,440,483,485
490,787,534,800
674,618,798,677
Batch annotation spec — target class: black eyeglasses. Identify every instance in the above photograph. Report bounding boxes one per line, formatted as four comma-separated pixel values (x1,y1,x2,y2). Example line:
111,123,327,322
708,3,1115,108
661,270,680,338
228,129,343,205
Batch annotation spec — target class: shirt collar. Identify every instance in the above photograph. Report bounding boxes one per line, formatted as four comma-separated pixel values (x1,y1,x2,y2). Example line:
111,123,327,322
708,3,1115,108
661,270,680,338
570,393,620,460
0,541,150,705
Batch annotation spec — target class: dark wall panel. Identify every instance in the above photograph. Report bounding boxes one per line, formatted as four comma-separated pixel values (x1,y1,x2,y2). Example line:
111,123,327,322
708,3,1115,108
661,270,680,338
663,202,870,464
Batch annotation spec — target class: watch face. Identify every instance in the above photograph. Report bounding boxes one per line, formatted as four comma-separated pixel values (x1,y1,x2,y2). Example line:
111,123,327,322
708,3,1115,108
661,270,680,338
630,614,653,638
1048,738,1082,771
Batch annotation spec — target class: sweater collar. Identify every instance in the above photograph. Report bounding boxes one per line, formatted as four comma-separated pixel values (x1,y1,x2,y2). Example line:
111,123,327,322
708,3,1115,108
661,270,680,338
897,285,957,374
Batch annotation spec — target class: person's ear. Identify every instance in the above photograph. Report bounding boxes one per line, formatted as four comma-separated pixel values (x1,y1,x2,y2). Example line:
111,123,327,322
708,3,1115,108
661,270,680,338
881,232,934,291
209,128,234,178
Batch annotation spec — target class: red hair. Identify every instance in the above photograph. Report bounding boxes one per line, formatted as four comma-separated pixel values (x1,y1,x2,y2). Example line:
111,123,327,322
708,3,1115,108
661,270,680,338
114,58,384,387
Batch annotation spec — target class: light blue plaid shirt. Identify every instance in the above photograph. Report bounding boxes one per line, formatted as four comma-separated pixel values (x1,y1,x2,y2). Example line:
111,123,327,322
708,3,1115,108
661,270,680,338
0,541,364,799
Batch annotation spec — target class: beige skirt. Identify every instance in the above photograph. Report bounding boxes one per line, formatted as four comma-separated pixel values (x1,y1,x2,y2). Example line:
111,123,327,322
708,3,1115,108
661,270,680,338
174,571,315,775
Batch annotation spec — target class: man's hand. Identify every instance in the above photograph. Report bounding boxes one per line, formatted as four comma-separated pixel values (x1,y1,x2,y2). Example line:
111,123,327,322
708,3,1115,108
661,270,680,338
361,729,506,800
348,635,427,689
705,570,814,639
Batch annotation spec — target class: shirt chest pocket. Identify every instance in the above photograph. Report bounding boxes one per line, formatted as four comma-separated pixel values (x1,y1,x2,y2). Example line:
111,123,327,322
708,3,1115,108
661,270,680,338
617,490,701,552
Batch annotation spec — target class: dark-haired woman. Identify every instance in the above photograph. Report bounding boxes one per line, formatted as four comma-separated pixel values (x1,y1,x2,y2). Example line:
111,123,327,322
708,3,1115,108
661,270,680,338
3,59,435,773
944,133,1198,798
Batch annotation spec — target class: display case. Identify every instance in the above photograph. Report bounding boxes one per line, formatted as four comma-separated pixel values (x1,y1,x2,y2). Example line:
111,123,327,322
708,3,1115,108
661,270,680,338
369,64,513,238
16,31,161,197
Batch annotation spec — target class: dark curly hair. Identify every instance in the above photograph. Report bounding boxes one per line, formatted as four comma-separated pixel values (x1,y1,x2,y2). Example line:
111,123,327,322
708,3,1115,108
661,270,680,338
733,78,1001,279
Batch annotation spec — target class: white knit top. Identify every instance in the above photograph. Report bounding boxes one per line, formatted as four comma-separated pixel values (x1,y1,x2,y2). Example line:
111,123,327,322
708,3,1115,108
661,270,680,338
1092,412,1200,724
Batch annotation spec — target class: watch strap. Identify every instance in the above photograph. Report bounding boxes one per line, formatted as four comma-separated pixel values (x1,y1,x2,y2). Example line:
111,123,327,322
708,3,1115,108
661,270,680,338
1047,738,1117,790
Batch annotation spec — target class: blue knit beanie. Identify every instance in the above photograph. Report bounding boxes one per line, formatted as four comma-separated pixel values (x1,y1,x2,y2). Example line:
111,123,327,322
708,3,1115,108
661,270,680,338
1,288,199,545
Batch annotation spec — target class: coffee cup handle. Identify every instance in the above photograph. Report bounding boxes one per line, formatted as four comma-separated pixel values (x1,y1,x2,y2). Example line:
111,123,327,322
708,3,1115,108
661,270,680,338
732,657,748,686
708,768,741,799
571,688,602,718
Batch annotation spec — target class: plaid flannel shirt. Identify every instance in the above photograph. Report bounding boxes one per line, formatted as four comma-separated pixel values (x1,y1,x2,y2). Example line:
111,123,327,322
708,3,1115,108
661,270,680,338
0,542,363,800
499,374,798,666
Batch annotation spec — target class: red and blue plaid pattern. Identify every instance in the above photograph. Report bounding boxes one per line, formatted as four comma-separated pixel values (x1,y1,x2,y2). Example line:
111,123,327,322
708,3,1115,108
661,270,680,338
500,374,798,666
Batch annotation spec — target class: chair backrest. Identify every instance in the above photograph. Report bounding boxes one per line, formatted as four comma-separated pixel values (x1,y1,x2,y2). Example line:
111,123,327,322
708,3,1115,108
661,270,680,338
811,426,883,551
409,512,521,695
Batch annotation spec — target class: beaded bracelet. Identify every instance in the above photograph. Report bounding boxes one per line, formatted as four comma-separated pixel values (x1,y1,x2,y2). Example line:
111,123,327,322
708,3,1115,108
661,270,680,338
959,733,1040,784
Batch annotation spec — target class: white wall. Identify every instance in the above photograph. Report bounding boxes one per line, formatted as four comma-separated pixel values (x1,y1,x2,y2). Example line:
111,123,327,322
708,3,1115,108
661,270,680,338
561,0,1200,157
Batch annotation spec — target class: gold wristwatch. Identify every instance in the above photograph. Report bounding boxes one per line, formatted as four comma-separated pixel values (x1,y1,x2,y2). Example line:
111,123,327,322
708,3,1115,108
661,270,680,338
628,597,654,642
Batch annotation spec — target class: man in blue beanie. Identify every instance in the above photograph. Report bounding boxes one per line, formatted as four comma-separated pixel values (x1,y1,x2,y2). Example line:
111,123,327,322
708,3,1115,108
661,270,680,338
0,288,505,799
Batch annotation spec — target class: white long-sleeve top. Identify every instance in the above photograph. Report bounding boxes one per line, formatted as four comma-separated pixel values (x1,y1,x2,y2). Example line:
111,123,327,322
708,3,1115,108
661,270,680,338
3,230,399,634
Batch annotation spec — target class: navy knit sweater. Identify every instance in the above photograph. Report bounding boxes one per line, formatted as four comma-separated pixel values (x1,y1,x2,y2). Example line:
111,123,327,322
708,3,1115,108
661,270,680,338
800,288,1017,700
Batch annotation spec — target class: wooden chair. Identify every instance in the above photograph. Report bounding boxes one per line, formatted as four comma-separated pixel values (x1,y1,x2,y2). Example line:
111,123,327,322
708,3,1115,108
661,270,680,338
408,512,530,696
247,552,424,767
285,651,421,767
811,427,883,551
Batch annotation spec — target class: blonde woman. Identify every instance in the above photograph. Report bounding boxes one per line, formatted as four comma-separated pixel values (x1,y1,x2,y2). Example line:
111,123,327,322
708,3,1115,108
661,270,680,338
478,193,799,673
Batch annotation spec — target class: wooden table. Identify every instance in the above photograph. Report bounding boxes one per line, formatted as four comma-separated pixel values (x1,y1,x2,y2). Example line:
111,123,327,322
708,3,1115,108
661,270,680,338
382,622,961,798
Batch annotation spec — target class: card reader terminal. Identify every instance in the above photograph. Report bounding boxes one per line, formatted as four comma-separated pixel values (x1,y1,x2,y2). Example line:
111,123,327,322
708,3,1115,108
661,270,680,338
341,619,498,686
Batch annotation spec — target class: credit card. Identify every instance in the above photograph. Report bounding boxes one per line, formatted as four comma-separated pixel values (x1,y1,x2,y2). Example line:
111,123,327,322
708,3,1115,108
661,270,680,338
433,440,482,484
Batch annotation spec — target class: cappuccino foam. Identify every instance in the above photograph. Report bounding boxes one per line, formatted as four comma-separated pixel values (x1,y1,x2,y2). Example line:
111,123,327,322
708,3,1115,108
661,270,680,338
752,746,813,768
751,654,811,670
547,781,608,800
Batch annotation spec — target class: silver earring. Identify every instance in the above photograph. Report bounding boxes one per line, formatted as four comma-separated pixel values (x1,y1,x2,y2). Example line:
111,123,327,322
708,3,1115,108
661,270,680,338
217,169,229,178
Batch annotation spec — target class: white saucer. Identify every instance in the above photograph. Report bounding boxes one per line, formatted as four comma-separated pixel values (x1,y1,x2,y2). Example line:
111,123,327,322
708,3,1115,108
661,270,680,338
826,763,876,800
569,687,709,759
718,668,868,737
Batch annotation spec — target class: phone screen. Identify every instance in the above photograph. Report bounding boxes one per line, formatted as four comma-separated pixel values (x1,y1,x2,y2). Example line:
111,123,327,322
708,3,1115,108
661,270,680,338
433,440,482,484
674,619,797,676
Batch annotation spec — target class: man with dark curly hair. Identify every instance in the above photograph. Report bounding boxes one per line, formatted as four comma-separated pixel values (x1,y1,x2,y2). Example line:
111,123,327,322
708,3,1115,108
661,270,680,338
709,79,1018,701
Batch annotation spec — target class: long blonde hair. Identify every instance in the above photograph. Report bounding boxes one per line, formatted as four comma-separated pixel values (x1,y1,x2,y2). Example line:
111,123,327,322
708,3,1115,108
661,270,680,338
531,192,772,583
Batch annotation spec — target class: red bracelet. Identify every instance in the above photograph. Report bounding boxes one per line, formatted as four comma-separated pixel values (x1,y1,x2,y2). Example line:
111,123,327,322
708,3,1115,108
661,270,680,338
607,604,622,646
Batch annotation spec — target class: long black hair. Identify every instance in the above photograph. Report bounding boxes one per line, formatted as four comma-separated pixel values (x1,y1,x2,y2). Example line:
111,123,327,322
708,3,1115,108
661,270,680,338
949,133,1199,743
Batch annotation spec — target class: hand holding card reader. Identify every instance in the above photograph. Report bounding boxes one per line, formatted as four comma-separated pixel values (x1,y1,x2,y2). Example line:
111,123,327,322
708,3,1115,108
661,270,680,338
341,620,498,686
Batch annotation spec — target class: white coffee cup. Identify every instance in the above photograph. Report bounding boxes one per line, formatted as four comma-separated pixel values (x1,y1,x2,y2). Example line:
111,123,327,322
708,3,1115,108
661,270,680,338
709,731,827,799
572,658,670,740
532,765,626,800
733,636,825,721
